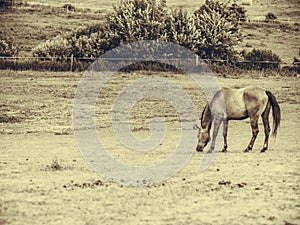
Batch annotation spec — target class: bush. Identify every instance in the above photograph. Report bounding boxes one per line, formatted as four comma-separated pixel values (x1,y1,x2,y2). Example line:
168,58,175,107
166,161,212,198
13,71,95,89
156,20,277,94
107,0,167,42
32,23,114,61
31,0,244,63
29,0,247,70
194,0,243,63
119,61,182,73
265,12,277,21
228,3,247,22
195,0,246,24
62,4,75,11
239,48,281,70
0,37,15,57
0,0,13,10
162,8,203,52
32,36,72,60
46,159,64,171
285,52,300,73
69,29,112,59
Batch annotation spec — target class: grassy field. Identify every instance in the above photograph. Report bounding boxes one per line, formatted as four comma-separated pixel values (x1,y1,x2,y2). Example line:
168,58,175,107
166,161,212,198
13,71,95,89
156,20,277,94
22,0,300,20
21,0,206,11
0,70,299,225
0,1,300,225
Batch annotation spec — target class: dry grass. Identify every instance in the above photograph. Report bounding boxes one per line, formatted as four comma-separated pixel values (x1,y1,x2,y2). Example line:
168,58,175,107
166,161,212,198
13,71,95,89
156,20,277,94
0,70,299,224
0,1,299,223
1,3,105,55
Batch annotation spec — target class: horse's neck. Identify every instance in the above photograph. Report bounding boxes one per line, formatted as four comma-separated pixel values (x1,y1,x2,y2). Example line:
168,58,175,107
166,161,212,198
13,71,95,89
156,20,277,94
201,104,212,131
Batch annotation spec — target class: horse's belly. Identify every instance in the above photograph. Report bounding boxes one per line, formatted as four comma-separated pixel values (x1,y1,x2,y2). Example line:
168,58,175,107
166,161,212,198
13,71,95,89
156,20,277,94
226,109,248,120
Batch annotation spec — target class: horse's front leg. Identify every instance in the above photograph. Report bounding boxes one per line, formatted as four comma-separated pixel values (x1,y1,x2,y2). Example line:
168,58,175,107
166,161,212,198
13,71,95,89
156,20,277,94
222,120,228,152
208,118,222,153
244,116,259,152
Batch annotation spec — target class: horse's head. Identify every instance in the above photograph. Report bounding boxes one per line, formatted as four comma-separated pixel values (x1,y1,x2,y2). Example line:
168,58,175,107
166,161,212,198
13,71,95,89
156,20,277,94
194,124,211,152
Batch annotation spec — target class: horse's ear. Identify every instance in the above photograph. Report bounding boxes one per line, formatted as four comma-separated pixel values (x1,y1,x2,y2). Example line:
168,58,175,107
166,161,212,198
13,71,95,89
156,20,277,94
193,124,201,130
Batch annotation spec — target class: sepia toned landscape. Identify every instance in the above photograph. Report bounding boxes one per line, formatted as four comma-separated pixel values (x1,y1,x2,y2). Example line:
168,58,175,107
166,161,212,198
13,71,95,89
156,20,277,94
0,0,299,225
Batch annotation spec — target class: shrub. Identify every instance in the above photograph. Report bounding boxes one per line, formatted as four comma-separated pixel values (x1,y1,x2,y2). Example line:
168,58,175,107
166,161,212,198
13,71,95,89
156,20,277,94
119,61,182,73
194,0,243,63
240,48,281,70
108,0,243,62
107,0,168,43
265,12,277,21
0,0,13,10
195,0,246,25
29,0,247,70
0,114,20,123
106,1,205,60
32,36,72,60
46,159,64,171
31,0,244,63
228,3,247,22
293,57,300,67
0,37,15,57
286,52,300,73
62,4,75,11
68,28,115,60
162,9,203,51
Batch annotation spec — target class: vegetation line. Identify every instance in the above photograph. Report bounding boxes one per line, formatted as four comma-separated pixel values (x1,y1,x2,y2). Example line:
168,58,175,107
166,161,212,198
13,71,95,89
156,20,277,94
0,56,287,64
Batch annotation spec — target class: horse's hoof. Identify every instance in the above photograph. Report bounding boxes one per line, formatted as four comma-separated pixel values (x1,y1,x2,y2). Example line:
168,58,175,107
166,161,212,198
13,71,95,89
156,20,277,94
260,148,267,153
221,149,227,153
244,149,251,153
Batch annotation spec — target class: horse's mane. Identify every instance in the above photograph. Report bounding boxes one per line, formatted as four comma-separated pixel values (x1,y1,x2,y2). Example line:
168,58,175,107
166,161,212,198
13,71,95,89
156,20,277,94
200,104,207,125
200,103,212,130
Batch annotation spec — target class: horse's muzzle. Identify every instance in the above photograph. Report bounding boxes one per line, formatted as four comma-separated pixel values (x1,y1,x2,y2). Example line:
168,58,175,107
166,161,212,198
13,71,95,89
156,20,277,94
196,145,203,152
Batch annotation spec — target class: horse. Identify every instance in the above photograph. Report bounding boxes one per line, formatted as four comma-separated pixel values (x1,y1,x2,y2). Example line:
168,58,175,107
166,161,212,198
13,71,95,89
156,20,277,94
194,86,281,153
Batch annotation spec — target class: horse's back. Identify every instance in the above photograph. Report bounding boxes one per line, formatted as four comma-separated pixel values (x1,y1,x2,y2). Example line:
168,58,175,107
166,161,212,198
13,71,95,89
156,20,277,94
242,85,267,98
242,86,268,104
219,86,268,120
220,87,247,119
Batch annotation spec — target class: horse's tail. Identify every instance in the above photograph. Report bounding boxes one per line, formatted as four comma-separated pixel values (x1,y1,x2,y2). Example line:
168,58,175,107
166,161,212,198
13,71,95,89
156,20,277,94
266,91,281,137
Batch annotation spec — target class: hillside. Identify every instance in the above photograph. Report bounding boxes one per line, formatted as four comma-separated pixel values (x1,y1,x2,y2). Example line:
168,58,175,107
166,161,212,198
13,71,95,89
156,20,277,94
0,0,299,65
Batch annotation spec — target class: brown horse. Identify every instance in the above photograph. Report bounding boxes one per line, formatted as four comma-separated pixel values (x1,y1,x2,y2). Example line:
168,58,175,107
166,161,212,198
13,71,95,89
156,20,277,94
195,86,281,153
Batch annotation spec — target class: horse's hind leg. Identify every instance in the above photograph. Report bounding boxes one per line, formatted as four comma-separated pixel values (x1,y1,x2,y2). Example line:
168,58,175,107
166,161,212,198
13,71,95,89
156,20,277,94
222,120,228,152
261,105,271,152
244,116,259,152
